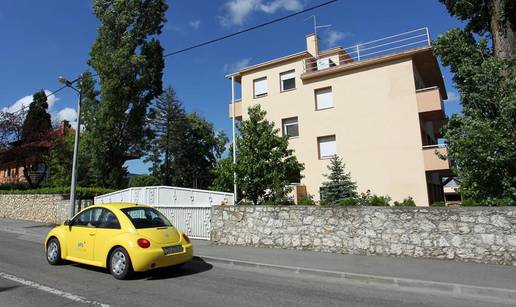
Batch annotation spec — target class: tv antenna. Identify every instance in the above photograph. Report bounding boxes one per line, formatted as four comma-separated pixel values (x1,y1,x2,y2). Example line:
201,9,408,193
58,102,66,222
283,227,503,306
304,15,331,37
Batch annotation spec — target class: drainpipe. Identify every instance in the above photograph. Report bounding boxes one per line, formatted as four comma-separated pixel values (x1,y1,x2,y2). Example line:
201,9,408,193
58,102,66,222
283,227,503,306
231,76,238,205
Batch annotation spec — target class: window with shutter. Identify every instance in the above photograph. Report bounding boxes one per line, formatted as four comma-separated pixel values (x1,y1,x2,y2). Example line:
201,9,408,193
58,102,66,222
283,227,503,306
253,77,268,98
280,70,296,91
315,87,333,110
282,117,299,137
318,135,336,159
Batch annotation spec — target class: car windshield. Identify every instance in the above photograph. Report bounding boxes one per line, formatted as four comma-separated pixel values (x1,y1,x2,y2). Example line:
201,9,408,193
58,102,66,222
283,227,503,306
121,207,173,229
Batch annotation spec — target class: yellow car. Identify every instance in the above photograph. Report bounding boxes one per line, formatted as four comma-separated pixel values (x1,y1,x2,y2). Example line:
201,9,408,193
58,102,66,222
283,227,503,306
45,203,193,279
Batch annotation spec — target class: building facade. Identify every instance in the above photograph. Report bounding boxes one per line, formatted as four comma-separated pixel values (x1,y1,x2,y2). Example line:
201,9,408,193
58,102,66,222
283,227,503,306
228,29,451,206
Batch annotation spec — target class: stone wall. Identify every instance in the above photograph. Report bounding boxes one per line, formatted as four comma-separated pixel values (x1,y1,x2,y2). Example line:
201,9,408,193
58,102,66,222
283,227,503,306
211,206,516,265
0,194,69,224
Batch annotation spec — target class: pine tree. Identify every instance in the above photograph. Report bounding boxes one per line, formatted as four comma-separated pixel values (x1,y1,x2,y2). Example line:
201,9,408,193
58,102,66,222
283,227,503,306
21,90,52,140
145,87,228,189
320,155,357,204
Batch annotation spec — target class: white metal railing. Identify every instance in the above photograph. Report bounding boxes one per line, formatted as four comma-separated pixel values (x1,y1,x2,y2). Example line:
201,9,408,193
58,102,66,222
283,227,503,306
304,27,431,73
422,144,447,149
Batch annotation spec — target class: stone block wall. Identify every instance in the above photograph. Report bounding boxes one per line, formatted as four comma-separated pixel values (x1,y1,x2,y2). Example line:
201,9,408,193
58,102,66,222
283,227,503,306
0,194,69,224
211,206,516,265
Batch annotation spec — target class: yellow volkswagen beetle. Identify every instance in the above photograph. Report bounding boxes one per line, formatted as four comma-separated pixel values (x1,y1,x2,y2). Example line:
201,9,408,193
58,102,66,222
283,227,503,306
45,203,193,279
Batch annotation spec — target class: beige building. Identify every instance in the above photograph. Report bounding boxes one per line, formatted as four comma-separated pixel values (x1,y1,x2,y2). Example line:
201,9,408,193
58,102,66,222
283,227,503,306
227,28,452,206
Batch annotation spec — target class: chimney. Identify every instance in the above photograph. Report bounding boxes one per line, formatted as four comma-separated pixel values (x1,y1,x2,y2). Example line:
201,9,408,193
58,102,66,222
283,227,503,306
306,33,320,58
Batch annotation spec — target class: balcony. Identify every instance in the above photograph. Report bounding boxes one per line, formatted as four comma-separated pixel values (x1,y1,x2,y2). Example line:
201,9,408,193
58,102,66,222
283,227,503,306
416,87,444,114
302,28,431,80
228,100,242,119
423,145,450,172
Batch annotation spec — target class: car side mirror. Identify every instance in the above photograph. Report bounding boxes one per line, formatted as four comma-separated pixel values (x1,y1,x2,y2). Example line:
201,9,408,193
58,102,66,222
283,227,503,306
64,219,71,226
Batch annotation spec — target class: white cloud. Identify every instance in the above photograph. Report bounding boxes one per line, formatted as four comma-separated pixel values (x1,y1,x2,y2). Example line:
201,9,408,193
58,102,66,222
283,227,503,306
189,20,201,29
220,0,303,26
324,30,352,48
53,107,78,129
2,90,58,113
446,91,460,102
224,58,252,73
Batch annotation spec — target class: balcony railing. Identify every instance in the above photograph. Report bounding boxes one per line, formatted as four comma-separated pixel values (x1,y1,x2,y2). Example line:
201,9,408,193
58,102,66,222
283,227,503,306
304,27,431,73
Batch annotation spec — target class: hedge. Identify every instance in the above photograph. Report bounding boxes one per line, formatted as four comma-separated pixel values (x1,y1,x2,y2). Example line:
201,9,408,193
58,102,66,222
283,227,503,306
0,187,114,199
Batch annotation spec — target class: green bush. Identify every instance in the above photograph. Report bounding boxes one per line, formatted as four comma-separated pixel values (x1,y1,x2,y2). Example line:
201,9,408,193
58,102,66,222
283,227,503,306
431,201,446,207
0,186,114,200
128,175,160,187
297,195,316,206
461,199,480,206
338,197,359,206
237,200,254,206
393,196,416,207
364,195,391,206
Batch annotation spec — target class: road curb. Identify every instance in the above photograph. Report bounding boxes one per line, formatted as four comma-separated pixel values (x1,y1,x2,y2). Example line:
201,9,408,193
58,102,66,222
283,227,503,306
197,254,516,303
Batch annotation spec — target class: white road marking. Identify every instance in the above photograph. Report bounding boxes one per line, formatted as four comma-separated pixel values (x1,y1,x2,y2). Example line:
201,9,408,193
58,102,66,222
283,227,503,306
0,272,110,306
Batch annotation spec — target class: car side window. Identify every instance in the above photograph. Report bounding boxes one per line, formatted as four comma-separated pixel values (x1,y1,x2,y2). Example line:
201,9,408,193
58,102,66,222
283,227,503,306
72,208,103,228
96,209,121,229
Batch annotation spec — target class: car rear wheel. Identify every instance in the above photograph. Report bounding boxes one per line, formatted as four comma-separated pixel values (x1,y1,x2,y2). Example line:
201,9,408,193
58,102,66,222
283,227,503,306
46,238,62,265
109,247,133,280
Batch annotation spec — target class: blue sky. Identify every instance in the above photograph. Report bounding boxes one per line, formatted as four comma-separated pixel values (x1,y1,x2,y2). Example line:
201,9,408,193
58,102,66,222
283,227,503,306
0,0,463,174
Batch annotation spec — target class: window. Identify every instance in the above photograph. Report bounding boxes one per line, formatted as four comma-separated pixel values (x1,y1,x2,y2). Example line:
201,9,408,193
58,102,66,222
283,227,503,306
318,135,336,159
253,77,268,98
282,117,299,137
316,57,336,70
72,208,103,227
315,87,333,110
280,70,296,91
121,207,173,229
97,209,121,229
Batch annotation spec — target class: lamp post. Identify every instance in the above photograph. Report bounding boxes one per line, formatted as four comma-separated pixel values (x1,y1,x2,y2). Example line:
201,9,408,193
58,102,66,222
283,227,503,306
58,75,82,219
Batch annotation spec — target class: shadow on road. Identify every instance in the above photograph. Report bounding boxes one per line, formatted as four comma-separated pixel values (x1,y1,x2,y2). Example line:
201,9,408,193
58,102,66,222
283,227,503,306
69,256,213,280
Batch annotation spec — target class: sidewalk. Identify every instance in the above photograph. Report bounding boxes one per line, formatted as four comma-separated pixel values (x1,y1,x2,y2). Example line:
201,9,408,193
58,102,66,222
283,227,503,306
2,218,515,300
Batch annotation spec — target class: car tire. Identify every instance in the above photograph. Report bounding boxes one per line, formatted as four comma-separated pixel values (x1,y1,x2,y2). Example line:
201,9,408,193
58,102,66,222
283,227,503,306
46,238,62,265
109,247,133,280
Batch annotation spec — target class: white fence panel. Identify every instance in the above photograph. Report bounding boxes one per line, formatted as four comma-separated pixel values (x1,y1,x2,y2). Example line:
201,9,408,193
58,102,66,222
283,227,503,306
156,207,211,240
94,186,233,240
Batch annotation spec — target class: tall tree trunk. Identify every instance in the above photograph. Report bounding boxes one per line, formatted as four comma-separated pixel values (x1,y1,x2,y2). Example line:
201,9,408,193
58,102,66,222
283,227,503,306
489,0,516,59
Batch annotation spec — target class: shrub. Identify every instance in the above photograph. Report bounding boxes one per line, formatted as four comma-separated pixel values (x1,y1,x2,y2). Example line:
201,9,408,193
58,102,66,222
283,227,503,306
237,200,254,206
128,175,160,187
365,195,391,206
393,196,416,207
338,197,359,206
297,195,316,206
431,201,446,207
0,186,114,199
461,199,480,206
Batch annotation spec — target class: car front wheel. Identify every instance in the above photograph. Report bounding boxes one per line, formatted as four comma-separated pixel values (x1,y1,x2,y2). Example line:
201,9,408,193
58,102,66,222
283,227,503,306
46,238,62,265
109,247,133,280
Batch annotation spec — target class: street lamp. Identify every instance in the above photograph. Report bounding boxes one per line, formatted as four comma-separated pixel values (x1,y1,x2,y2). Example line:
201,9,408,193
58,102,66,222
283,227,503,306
58,75,82,219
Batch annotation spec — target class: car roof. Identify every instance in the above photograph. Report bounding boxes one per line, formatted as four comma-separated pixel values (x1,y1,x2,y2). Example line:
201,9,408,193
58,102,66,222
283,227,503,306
91,203,150,210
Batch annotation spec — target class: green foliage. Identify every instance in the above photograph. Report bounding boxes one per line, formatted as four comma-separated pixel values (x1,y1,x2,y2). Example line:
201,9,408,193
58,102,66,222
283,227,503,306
21,90,52,140
320,155,357,205
85,0,168,188
211,105,304,205
0,186,113,200
431,201,446,207
297,195,316,206
128,175,160,187
393,196,416,207
461,199,480,206
433,29,516,205
338,197,359,206
438,0,515,58
145,87,227,189
360,192,391,206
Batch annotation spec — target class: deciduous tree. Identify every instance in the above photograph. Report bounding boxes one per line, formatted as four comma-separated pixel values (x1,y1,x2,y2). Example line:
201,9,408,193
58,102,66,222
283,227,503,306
86,0,168,188
211,105,304,205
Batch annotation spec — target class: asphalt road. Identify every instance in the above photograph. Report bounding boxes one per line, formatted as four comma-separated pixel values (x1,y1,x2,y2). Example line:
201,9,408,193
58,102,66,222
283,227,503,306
0,230,513,307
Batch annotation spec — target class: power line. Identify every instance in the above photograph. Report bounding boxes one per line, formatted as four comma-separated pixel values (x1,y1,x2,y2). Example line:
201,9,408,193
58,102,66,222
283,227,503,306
2,85,68,115
164,0,338,57
4,0,338,110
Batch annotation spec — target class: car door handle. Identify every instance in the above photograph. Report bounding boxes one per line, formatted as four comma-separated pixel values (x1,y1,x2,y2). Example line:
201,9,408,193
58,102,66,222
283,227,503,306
89,233,95,236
